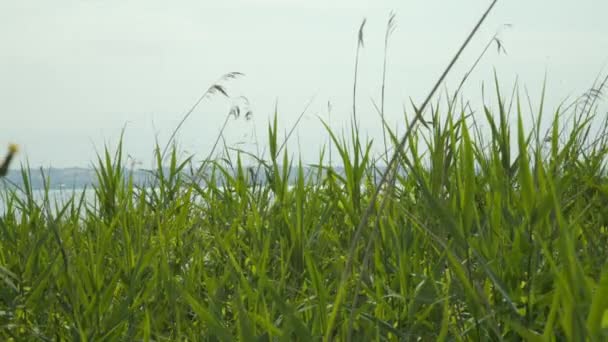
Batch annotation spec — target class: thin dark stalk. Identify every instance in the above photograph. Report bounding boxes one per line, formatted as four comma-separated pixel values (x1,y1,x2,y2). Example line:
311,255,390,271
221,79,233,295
352,19,366,135
0,145,17,177
161,72,243,160
449,25,510,108
277,96,315,156
191,113,233,184
328,101,333,166
380,12,397,161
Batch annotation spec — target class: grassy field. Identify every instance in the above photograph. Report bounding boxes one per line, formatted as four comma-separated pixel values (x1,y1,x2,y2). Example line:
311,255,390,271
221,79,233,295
2,77,608,340
3,6,608,342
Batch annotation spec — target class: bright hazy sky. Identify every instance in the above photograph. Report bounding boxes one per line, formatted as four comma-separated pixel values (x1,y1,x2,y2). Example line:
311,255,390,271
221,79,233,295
1,0,607,168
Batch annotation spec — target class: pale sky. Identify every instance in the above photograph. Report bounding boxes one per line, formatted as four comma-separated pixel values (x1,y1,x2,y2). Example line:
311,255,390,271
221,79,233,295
1,0,607,168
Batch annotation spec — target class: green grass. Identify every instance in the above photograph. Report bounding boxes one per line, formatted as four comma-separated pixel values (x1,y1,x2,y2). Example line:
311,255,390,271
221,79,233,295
2,77,608,340
3,3,608,339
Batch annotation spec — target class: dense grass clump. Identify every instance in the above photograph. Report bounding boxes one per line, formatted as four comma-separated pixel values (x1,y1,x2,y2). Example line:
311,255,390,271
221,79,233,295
2,76,608,340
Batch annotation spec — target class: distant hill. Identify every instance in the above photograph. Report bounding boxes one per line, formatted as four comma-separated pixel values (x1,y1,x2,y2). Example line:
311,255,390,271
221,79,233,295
0,165,357,190
0,167,152,190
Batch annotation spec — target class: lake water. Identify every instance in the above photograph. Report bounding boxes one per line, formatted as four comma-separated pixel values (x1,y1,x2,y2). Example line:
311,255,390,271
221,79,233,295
0,188,97,215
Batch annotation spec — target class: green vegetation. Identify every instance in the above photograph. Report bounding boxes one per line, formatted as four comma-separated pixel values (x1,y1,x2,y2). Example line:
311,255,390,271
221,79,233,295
3,3,608,341
2,75,608,340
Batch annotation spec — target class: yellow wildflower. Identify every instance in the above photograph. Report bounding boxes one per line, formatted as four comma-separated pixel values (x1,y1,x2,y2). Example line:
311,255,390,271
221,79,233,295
8,143,18,154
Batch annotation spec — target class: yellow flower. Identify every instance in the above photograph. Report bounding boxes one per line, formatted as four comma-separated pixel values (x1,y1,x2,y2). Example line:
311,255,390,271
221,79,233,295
8,143,18,154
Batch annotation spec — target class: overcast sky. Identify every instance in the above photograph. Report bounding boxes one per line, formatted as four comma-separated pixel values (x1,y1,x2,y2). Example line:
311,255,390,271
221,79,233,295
1,0,607,168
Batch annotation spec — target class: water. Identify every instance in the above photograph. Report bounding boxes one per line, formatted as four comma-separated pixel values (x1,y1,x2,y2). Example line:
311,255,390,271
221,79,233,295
0,188,96,215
